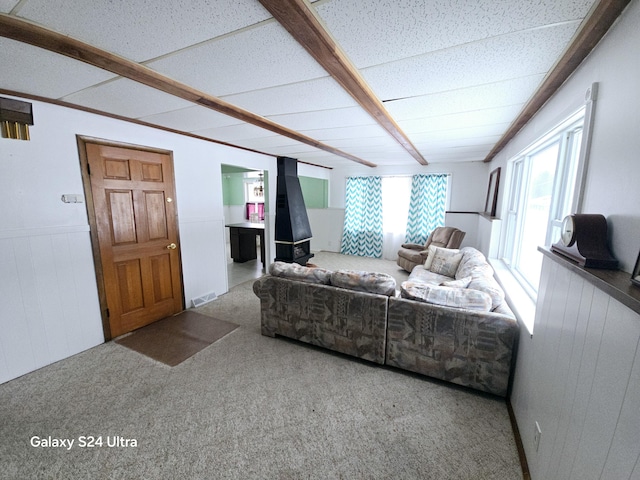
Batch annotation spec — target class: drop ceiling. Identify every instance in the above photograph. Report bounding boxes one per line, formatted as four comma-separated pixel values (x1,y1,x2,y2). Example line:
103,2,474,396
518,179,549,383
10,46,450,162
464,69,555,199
0,0,614,168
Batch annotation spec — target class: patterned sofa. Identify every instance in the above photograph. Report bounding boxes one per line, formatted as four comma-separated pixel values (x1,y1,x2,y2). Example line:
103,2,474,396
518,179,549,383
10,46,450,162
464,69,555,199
254,263,396,365
252,247,519,397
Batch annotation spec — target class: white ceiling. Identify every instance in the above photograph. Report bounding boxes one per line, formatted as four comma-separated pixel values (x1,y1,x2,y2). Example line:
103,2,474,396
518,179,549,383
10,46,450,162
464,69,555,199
0,0,598,168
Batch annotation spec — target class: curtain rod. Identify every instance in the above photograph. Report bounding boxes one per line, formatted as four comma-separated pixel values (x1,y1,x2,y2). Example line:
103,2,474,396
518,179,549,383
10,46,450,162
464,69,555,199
346,173,451,178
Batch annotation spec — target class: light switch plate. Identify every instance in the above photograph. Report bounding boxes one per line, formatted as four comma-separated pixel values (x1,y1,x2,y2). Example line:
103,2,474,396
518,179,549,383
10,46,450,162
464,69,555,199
61,194,84,203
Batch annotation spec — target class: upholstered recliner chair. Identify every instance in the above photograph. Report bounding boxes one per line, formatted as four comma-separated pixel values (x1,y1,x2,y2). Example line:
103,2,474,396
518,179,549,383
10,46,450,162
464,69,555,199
396,227,466,272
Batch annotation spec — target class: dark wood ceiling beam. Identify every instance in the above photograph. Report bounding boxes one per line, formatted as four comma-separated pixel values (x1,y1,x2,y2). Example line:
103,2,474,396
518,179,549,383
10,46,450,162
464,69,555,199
0,13,375,167
484,0,632,163
258,0,428,166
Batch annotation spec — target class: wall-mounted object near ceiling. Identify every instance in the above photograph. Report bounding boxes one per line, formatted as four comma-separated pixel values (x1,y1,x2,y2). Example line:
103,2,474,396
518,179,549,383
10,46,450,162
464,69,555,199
0,97,34,140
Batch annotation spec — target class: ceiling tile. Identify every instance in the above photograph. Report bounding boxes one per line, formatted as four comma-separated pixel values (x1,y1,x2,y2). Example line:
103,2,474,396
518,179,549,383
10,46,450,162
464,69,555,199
424,148,494,163
147,21,328,97
384,75,544,120
410,123,512,144
300,124,390,142
340,150,416,164
362,23,582,100
139,106,241,132
193,122,277,143
292,151,362,167
0,37,117,98
399,105,524,134
419,135,503,150
315,0,596,68
230,136,310,151
0,0,19,13
221,77,359,116
269,144,325,157
16,0,272,62
60,78,193,118
327,136,403,149
267,107,375,131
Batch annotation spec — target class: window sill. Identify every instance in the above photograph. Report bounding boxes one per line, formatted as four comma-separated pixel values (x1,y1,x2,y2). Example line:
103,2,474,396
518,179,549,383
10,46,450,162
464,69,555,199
488,258,535,337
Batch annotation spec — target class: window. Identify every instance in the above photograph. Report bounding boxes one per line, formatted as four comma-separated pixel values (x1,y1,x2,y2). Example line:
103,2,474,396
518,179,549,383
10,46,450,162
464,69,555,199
502,108,586,296
341,174,448,259
381,176,412,259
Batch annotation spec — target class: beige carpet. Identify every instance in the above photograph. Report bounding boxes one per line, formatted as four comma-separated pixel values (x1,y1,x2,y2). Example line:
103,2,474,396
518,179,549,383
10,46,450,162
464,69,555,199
0,252,522,479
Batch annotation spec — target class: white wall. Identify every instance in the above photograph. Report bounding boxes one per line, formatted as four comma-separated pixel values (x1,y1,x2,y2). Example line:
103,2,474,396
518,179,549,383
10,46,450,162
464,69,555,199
0,96,276,384
308,208,345,252
490,1,640,478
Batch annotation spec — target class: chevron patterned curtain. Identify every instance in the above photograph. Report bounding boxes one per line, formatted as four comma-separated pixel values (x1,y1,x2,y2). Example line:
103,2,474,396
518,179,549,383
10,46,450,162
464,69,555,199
404,174,448,245
340,176,383,258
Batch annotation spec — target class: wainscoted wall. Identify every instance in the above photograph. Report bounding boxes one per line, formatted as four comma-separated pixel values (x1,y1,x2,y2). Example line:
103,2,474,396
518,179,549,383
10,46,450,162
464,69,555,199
178,217,229,308
0,96,275,384
307,208,344,252
511,254,640,479
0,227,104,383
475,214,501,258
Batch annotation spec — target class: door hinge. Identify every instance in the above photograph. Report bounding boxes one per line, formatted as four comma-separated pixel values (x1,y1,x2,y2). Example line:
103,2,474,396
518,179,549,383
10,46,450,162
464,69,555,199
87,164,91,175
106,308,110,317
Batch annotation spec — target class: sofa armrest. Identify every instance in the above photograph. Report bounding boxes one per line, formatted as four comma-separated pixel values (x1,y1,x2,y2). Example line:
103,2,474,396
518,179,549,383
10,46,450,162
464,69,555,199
400,243,425,250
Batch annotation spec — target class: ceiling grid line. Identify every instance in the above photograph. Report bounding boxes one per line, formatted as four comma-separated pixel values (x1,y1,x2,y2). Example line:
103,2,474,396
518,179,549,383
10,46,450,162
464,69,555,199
0,0,629,168
258,0,428,165
0,12,376,167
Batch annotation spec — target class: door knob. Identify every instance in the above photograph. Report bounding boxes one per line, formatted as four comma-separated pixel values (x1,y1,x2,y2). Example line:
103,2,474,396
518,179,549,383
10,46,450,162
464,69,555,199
166,243,177,250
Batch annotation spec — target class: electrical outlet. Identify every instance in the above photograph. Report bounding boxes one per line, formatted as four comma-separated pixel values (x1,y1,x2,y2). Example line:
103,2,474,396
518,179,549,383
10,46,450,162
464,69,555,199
534,422,542,452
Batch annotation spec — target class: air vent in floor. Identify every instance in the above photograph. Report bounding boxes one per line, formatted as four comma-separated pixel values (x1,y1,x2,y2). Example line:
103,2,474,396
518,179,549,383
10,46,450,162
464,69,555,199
191,292,217,308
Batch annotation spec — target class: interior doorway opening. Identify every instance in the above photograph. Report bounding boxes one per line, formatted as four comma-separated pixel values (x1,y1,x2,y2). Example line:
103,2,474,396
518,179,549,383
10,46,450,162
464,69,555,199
221,164,268,289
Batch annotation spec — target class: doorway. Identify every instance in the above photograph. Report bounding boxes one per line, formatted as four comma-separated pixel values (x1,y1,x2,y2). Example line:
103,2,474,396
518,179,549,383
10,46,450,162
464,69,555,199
78,137,184,340
221,164,267,288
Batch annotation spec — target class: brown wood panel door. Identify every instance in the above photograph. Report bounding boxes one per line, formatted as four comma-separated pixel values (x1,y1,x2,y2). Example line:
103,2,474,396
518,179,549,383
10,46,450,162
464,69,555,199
86,142,183,338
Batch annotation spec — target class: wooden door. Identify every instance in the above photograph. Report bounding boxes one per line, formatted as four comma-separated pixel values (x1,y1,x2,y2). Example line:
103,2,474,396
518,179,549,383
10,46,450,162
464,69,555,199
85,142,183,338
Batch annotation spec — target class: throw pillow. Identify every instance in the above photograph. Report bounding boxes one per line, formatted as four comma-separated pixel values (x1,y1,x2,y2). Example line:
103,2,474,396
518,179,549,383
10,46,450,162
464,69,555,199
269,261,332,284
428,247,462,277
422,245,438,269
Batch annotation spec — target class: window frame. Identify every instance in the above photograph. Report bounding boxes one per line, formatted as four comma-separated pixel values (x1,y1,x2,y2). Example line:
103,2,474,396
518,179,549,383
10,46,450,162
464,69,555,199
500,107,589,297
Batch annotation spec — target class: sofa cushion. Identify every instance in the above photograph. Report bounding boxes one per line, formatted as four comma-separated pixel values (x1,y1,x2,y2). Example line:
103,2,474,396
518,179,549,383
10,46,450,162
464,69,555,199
408,265,452,286
468,276,505,310
331,270,397,297
400,281,492,311
428,247,463,277
440,276,473,288
269,261,332,284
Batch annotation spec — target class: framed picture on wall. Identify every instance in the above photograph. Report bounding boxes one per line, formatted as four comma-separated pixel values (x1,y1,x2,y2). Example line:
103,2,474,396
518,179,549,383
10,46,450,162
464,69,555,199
632,249,640,286
484,167,501,218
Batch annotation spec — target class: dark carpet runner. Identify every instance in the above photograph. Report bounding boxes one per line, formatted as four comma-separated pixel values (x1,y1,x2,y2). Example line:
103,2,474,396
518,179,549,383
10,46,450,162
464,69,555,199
115,311,238,366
